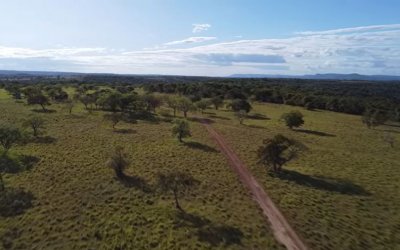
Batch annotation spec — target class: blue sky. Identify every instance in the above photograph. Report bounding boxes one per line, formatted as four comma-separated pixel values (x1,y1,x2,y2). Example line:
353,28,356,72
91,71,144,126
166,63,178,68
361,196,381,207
1,0,400,76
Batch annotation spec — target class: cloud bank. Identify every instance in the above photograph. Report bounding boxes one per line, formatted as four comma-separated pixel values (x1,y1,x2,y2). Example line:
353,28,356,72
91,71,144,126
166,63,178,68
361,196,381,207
0,24,399,76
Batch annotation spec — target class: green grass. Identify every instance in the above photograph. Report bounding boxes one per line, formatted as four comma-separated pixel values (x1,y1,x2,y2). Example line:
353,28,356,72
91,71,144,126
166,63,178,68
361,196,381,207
0,94,281,249
1,90,399,249
208,103,400,250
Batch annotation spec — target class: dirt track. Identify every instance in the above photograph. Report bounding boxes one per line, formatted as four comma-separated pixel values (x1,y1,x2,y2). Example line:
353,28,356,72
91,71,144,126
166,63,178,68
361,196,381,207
201,119,308,250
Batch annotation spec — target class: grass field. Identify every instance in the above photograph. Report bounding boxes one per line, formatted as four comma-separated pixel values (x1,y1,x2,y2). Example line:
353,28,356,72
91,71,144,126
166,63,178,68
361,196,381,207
0,89,281,249
1,88,399,249
209,102,400,250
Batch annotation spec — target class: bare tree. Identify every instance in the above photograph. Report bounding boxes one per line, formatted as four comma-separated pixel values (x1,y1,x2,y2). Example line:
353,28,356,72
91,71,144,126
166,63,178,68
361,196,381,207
106,146,129,179
22,116,45,137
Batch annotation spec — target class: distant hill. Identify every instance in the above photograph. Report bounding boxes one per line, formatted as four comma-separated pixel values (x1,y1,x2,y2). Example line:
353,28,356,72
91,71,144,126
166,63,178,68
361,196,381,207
230,73,400,81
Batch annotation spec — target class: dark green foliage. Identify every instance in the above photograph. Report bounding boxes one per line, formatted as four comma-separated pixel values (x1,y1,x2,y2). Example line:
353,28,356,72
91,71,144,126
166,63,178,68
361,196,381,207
157,171,198,211
227,99,252,113
234,110,247,124
362,109,388,128
257,134,305,172
172,119,191,142
27,92,50,111
0,126,22,153
195,99,210,114
105,146,129,179
281,111,304,129
22,116,45,137
210,96,224,110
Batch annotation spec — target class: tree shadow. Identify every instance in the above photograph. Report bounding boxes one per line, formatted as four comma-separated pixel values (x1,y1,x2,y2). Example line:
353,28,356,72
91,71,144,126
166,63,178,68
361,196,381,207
208,114,231,120
272,170,370,196
197,224,244,247
376,129,400,134
384,123,400,128
183,141,219,153
29,136,57,144
0,188,35,217
174,211,244,247
294,129,336,137
188,117,215,124
246,124,268,130
0,154,40,173
31,109,56,113
118,175,152,193
247,113,270,120
114,128,136,134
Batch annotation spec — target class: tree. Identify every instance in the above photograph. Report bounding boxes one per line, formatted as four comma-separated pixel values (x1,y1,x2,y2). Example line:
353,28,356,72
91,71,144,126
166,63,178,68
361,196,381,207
22,116,45,137
106,146,129,179
177,97,194,118
210,96,224,110
157,171,198,211
281,111,304,129
234,110,247,124
63,99,75,114
103,113,123,130
257,134,305,172
0,126,22,154
362,109,388,129
172,119,191,142
166,96,179,117
27,93,50,111
227,99,252,113
382,132,396,147
143,94,162,112
195,99,210,114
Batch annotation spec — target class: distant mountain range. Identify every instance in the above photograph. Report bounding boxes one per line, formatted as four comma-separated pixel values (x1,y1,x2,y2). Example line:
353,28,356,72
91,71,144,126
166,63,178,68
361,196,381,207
230,73,400,81
1,70,400,82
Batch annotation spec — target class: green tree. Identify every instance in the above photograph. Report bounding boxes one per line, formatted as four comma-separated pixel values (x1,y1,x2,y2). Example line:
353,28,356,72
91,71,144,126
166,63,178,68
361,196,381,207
257,134,305,172
227,99,252,113
177,97,194,118
172,119,191,142
234,110,247,125
166,96,179,117
106,146,129,179
281,111,304,129
211,96,224,110
195,99,210,114
362,109,388,129
103,113,123,130
0,126,22,154
157,171,198,211
27,93,50,111
22,116,45,137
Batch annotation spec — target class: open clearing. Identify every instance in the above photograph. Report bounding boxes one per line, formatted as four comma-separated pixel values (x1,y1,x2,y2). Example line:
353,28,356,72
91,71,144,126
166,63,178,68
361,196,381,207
1,88,400,249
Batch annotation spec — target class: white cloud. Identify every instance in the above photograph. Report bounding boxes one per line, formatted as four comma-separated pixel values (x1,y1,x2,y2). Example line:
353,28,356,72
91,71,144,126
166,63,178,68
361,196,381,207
296,23,400,36
192,23,211,33
164,37,217,46
0,24,400,76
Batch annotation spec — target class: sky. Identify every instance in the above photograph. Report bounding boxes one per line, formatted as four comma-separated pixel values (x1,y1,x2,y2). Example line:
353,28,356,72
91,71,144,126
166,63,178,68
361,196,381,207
1,0,400,76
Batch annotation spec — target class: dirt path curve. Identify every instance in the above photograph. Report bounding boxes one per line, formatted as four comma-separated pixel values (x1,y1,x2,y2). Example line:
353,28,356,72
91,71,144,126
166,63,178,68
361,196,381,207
200,119,308,250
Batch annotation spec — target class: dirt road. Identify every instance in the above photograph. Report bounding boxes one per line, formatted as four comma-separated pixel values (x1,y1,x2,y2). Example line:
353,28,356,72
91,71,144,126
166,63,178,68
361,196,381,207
201,119,308,250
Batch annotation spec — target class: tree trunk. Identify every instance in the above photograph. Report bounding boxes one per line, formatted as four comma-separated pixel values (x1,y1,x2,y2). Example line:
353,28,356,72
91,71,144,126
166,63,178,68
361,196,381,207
173,108,176,117
40,104,46,112
178,134,182,143
173,189,183,211
33,127,38,137
0,172,4,192
184,111,187,118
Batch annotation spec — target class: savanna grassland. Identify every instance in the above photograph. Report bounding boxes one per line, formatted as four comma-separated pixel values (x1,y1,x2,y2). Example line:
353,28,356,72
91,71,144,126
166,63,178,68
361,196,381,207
208,103,400,249
1,85,400,250
0,88,282,250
